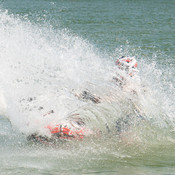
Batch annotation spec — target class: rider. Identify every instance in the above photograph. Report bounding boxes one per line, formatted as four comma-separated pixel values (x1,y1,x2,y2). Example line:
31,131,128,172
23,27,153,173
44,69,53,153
28,56,140,142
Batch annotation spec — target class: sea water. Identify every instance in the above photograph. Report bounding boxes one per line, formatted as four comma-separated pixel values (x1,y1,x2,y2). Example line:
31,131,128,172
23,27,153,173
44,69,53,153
0,0,175,174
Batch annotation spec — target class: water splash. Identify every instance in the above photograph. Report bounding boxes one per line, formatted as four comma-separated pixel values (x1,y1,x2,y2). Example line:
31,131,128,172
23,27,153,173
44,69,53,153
0,8,175,147
0,9,114,135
